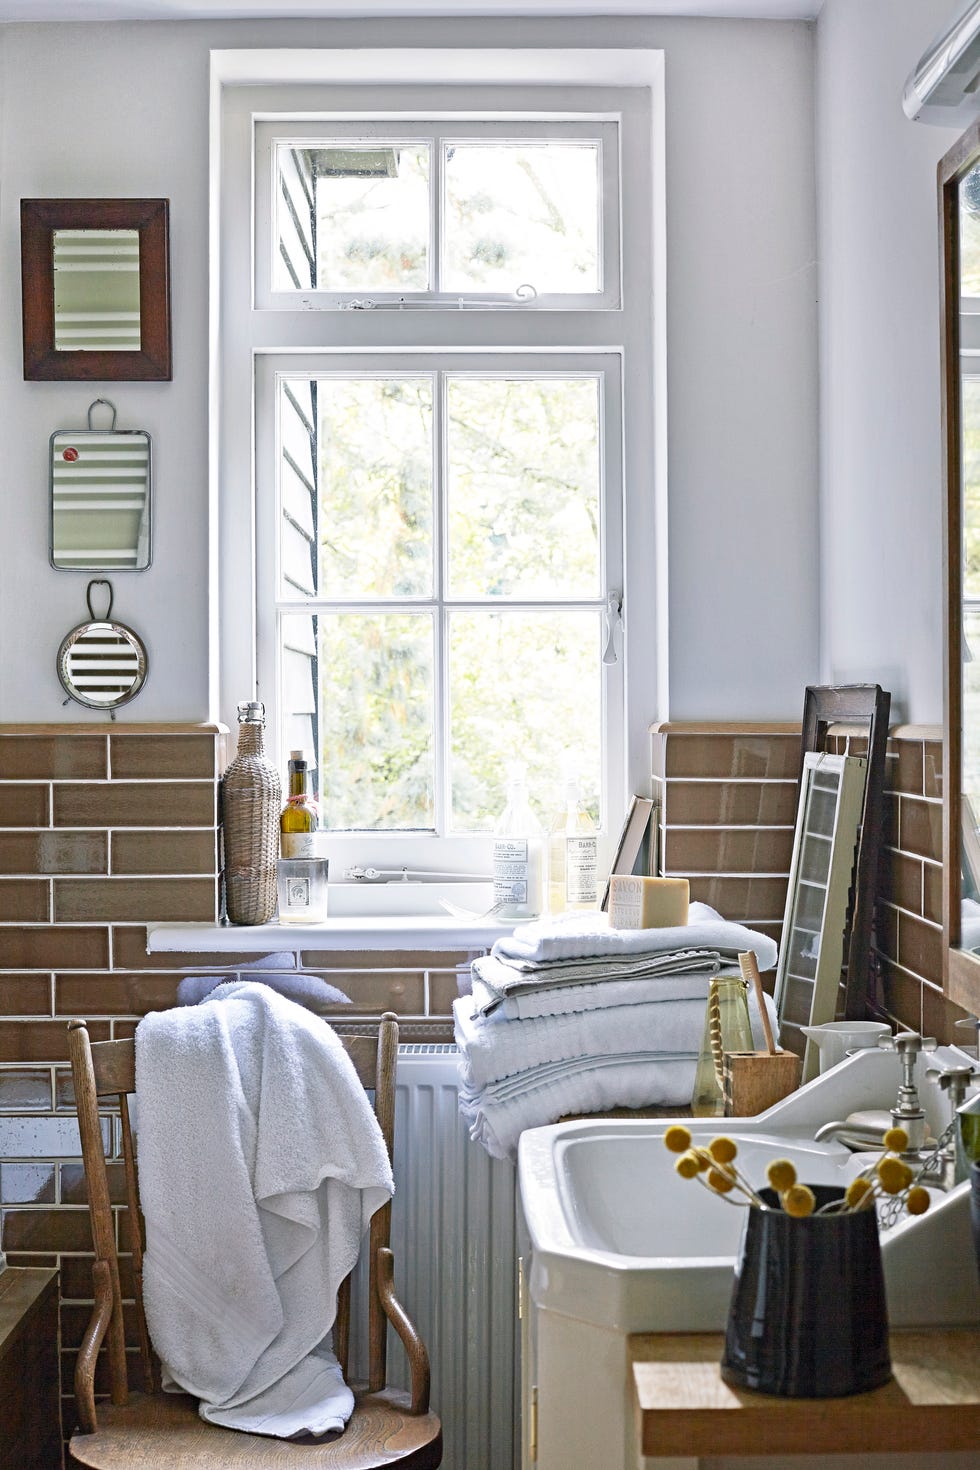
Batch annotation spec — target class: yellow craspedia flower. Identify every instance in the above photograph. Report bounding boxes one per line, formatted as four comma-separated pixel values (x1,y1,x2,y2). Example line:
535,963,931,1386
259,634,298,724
664,1125,693,1154
675,1152,701,1180
707,1168,735,1194
766,1158,797,1192
782,1184,817,1217
883,1127,909,1153
709,1136,738,1164
877,1157,914,1194
693,1148,712,1173
906,1186,931,1216
845,1176,874,1209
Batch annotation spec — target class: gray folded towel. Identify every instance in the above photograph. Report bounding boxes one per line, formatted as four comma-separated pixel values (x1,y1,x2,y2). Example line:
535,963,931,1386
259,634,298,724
177,972,350,1010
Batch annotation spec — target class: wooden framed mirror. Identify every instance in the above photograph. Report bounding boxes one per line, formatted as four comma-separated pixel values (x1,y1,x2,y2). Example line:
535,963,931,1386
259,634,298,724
941,119,980,1013
21,198,171,381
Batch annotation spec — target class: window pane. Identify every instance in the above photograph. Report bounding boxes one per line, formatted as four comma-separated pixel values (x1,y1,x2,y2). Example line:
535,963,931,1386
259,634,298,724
280,377,434,599
447,377,601,597
305,611,435,830
448,609,601,833
275,143,430,292
443,142,599,293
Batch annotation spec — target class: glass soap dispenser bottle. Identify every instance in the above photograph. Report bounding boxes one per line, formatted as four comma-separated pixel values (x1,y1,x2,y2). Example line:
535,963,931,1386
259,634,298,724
493,761,546,920
549,780,598,914
691,976,754,1117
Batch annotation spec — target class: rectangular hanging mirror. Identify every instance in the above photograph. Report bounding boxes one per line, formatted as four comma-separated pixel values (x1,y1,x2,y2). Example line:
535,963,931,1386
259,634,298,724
50,399,151,571
21,197,171,381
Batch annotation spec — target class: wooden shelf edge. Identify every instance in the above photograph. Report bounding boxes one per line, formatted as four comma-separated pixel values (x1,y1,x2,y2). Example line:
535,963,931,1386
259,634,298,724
630,1329,980,1459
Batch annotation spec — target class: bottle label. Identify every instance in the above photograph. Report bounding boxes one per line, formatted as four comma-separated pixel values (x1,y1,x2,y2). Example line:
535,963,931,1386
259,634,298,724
493,838,529,905
565,836,597,904
281,832,317,859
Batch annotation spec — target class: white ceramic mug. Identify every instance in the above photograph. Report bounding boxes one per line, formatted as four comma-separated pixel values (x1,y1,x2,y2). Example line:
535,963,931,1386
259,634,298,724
799,1020,891,1072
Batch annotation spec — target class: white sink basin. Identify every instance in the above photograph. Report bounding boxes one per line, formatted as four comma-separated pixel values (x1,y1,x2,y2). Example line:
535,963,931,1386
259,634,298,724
518,1045,980,1333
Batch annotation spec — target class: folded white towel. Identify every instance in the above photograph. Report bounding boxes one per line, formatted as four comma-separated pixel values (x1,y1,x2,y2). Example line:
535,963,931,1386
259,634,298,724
455,984,778,1089
470,969,718,1021
470,947,722,1015
136,981,393,1440
454,992,708,1089
491,902,778,971
460,1055,697,1159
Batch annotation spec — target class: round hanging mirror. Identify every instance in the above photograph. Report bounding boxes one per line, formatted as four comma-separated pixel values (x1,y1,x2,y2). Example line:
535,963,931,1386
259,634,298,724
58,579,147,716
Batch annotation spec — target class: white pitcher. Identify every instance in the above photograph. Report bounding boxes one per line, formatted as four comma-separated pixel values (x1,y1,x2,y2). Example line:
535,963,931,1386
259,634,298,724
799,1020,891,1072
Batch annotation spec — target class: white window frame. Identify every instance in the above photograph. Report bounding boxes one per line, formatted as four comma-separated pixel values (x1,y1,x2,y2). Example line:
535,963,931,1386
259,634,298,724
256,351,624,856
254,117,622,311
213,48,666,885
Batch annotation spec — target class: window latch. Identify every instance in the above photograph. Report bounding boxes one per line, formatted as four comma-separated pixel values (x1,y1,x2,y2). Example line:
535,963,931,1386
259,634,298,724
346,866,491,883
602,591,623,665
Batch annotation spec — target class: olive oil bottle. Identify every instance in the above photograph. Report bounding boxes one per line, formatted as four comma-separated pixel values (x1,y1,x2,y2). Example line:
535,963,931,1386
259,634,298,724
280,749,319,858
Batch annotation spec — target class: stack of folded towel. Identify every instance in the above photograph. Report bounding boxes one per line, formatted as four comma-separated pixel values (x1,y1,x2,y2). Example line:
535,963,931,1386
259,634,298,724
454,902,779,1159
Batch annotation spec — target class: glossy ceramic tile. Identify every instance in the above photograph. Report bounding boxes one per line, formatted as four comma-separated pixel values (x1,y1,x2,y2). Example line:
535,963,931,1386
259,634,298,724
0,976,53,1016
0,1069,53,1111
0,1114,107,1158
54,973,182,1017
53,876,217,924
662,826,794,876
664,734,801,781
899,796,943,865
898,910,943,982
0,733,106,780
110,733,219,779
0,1019,109,1064
53,781,216,829
0,784,50,827
0,1162,56,1204
664,780,797,827
110,829,217,876
0,830,108,875
0,879,50,923
0,925,109,970
686,875,789,921
1,1206,97,1254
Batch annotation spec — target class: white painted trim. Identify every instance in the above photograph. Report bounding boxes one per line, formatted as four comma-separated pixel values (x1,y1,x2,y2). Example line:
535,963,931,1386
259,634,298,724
211,45,665,881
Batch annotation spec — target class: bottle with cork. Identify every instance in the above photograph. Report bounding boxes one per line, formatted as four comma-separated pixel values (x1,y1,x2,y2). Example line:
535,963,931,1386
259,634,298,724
280,749,319,858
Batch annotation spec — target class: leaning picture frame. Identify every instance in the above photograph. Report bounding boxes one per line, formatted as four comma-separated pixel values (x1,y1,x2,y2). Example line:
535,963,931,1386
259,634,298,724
600,795,655,910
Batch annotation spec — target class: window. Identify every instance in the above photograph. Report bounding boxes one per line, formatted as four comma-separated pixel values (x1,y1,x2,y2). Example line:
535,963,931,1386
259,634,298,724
217,56,660,888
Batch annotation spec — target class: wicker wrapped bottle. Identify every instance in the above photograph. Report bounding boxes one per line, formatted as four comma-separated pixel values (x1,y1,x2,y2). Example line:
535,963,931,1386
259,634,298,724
221,701,282,925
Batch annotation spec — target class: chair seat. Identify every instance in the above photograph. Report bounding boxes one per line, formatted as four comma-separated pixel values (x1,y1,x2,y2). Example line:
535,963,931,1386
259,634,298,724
69,1388,443,1469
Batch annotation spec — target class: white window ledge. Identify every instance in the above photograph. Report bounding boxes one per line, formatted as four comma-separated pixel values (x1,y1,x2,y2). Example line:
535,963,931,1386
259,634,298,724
146,916,514,955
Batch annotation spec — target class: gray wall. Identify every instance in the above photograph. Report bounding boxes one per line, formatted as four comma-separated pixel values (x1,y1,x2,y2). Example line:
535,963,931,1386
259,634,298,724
1,15,817,724
816,0,959,724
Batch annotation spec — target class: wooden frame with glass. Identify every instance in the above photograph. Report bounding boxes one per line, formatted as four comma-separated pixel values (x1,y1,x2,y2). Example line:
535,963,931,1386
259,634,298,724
20,198,171,381
941,118,980,1012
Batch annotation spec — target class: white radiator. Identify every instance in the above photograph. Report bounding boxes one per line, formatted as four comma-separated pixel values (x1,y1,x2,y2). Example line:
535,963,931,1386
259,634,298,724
349,1044,520,1470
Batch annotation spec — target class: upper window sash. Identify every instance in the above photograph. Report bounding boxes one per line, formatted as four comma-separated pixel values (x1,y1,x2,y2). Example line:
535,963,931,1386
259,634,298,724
254,118,621,312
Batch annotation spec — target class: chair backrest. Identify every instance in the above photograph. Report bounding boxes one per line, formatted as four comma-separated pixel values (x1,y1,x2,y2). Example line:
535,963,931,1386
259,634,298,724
67,1008,400,1426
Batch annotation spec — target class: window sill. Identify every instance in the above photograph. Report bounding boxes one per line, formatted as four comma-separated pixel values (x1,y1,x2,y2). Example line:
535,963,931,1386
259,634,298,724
146,915,516,955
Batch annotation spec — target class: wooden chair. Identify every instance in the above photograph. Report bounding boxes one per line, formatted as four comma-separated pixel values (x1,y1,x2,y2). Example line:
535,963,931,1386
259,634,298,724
66,1010,443,1469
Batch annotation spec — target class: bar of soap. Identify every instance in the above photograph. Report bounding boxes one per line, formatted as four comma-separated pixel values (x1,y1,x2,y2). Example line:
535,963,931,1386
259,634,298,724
608,875,689,929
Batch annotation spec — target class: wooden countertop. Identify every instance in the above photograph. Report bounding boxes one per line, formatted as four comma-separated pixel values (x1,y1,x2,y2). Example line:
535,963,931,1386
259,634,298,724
630,1328,980,1459
0,1267,58,1359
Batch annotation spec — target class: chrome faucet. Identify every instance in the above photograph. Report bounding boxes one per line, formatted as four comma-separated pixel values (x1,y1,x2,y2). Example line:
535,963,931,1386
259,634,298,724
876,1031,937,1152
930,1061,980,1185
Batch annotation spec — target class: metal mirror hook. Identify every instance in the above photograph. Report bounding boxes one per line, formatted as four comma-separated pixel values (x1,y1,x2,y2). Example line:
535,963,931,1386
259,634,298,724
85,578,114,623
86,398,117,432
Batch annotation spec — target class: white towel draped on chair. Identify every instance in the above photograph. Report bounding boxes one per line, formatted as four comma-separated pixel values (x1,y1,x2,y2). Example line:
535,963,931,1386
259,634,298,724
135,981,394,1440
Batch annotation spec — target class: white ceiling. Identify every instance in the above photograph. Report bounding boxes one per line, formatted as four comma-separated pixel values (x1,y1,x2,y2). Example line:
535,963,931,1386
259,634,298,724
0,1,824,24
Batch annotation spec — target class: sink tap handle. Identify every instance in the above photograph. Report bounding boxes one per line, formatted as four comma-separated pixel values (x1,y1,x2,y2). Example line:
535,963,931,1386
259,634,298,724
878,1032,937,1150
954,1015,980,1056
932,1062,980,1114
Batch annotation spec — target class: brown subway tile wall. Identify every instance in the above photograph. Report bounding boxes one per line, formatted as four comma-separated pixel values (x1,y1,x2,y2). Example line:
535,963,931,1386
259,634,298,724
651,720,973,1041
0,720,475,1429
3,717,974,1438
